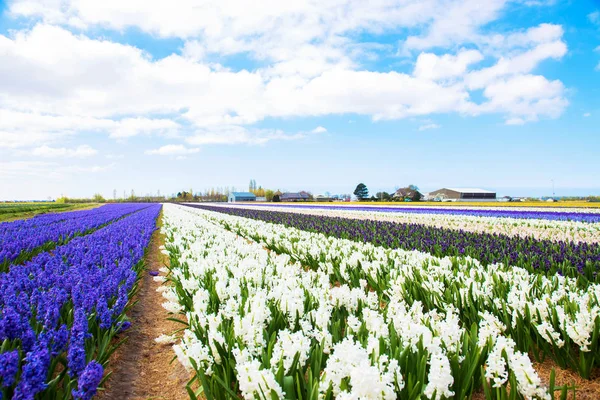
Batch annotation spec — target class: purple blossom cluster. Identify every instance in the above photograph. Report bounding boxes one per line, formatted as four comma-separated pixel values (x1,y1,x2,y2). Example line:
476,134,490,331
239,203,600,223
0,203,153,268
0,204,161,399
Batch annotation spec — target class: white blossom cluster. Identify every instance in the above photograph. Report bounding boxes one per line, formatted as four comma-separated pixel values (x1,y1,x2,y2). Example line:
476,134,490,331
157,203,600,399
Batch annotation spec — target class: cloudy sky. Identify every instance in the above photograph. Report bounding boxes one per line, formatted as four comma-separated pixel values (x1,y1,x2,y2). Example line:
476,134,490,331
0,0,599,200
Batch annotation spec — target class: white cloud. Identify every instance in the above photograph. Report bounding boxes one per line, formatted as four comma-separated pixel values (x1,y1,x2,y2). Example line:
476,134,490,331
0,109,180,148
465,38,567,90
505,117,525,125
0,160,114,179
110,118,180,139
486,23,564,51
312,126,327,133
477,74,567,123
8,1,448,44
0,22,567,132
31,144,97,158
413,49,483,81
418,123,441,131
145,144,200,155
589,11,600,25
0,2,570,154
583,112,591,117
402,0,508,52
186,126,315,146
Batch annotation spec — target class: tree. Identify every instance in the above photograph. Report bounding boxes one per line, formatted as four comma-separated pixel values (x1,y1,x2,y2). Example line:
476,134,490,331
265,189,275,202
353,183,369,201
411,191,423,202
92,193,106,203
249,179,258,192
408,184,420,191
375,191,391,201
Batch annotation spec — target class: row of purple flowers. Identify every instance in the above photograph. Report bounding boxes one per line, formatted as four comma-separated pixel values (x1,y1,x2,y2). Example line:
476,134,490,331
192,205,600,281
0,204,152,269
237,203,600,223
0,204,161,399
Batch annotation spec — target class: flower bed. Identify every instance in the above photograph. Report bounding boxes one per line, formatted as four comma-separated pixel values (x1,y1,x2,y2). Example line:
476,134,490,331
234,203,600,222
220,203,600,244
0,204,161,399
186,204,600,281
159,204,586,400
0,203,153,269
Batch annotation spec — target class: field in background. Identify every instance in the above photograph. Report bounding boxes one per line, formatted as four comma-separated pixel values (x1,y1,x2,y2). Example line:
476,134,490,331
256,200,600,208
0,202,101,222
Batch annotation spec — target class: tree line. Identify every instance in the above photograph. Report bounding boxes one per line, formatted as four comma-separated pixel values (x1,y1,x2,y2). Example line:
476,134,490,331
353,183,422,202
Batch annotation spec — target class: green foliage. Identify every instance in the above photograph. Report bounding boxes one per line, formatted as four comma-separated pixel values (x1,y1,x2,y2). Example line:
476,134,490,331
353,183,369,200
265,190,275,202
93,193,106,203
375,192,392,201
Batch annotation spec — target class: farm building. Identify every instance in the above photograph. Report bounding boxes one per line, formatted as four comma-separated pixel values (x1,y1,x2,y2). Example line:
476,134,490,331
315,195,332,202
429,188,497,202
280,192,310,202
228,192,257,202
392,187,422,201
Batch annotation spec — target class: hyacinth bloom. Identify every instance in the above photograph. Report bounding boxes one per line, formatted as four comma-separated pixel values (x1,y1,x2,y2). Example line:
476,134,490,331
0,203,153,268
186,204,600,281
235,203,600,222
221,203,600,244
0,204,160,399
160,204,596,400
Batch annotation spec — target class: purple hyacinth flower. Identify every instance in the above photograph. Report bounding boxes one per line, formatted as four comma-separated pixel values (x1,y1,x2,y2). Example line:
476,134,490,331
72,361,104,400
0,349,20,387
149,270,159,276
118,321,131,332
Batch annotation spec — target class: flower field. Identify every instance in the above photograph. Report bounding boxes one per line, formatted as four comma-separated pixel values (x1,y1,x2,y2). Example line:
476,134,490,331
215,204,600,244
158,203,600,399
236,204,600,223
0,203,153,270
186,205,600,282
0,203,160,399
1,201,599,399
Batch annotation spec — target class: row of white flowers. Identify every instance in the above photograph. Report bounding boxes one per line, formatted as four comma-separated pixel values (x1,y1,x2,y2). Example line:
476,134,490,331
158,204,598,399
214,204,600,244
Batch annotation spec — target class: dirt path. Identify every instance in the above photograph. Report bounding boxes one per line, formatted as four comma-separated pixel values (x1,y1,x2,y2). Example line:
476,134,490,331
98,215,190,400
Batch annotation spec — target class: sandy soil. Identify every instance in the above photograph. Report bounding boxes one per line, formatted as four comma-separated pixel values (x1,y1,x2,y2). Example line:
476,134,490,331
534,358,600,400
98,215,190,400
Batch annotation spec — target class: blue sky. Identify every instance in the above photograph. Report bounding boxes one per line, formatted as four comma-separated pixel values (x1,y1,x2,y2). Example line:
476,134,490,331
0,0,599,200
